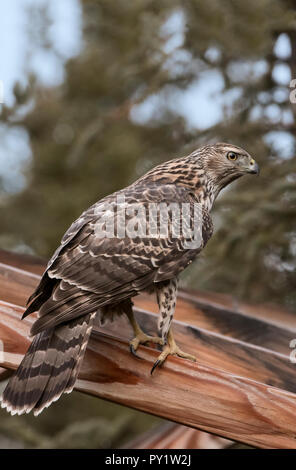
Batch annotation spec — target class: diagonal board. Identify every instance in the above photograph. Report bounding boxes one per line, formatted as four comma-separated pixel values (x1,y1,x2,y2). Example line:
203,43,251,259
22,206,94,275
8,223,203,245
1,300,296,448
0,250,296,448
0,259,295,357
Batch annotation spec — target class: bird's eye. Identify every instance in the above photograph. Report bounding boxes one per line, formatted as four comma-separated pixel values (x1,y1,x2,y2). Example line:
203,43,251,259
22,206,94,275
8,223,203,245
227,152,238,161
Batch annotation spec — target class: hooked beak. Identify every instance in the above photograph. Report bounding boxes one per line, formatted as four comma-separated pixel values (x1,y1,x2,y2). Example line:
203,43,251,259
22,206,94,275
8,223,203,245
248,159,260,175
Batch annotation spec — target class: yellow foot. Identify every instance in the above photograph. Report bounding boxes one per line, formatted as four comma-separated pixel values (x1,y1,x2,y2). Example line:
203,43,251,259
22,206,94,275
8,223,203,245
151,331,196,374
129,332,164,359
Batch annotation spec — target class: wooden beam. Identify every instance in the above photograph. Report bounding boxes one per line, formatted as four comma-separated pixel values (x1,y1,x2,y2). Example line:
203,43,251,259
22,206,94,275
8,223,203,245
1,300,296,448
1,247,293,334
0,262,40,307
0,249,45,275
0,368,13,382
1,250,296,448
98,309,296,394
179,289,296,331
122,422,232,449
135,293,295,355
0,260,294,357
80,332,296,449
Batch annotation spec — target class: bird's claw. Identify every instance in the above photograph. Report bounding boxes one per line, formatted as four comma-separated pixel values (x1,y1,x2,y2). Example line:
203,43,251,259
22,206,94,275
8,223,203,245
150,359,163,375
129,333,163,360
129,343,143,360
151,342,196,375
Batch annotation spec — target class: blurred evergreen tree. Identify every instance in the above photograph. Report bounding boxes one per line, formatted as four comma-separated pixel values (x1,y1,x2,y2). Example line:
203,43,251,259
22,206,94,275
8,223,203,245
0,0,295,309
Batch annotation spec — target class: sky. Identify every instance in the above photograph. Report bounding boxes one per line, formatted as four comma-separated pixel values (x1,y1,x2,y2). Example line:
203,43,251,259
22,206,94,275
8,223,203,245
0,0,82,105
0,1,293,193
0,0,81,192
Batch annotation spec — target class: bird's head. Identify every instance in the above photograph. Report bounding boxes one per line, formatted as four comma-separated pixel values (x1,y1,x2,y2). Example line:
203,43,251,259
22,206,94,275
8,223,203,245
194,142,259,192
134,142,259,211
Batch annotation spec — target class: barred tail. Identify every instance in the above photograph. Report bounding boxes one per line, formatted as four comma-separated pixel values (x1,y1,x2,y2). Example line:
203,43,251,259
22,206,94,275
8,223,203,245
1,312,95,416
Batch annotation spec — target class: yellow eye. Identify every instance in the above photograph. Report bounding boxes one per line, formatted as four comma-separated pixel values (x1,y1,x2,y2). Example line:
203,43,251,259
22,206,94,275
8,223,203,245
227,151,237,161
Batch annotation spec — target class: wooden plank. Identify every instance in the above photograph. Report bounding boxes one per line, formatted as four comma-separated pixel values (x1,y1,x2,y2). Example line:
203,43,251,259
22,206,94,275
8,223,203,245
123,422,232,449
0,368,13,382
1,300,296,448
0,255,295,388
1,250,296,448
0,263,40,307
1,298,295,394
178,289,296,334
97,309,296,394
0,248,294,337
134,293,295,355
0,249,294,331
0,260,294,359
0,249,45,276
80,333,296,449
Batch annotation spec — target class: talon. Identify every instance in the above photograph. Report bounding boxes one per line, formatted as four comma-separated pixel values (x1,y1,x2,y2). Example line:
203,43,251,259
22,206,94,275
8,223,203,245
129,344,143,360
126,309,163,360
130,344,143,361
128,333,163,359
151,359,162,375
150,328,197,374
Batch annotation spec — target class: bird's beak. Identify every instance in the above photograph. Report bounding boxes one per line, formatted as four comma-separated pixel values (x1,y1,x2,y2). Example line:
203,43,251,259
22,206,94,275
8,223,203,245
248,159,260,175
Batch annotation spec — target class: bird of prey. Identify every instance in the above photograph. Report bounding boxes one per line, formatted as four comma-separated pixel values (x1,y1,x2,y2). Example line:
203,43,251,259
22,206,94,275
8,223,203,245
1,142,259,416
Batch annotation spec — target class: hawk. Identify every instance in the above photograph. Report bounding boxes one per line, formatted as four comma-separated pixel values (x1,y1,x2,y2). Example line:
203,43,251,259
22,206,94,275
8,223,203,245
1,142,259,416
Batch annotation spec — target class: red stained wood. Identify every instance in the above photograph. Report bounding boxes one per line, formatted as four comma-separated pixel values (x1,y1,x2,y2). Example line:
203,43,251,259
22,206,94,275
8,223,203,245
123,422,232,449
0,250,45,275
0,249,296,448
1,299,296,448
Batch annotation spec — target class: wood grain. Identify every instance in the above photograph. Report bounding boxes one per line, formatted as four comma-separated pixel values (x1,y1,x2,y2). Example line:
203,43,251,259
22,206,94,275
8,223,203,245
179,288,296,331
1,300,296,448
123,422,232,449
0,368,13,382
0,257,294,356
1,249,296,448
97,310,296,394
1,247,294,333
134,293,295,355
0,249,45,275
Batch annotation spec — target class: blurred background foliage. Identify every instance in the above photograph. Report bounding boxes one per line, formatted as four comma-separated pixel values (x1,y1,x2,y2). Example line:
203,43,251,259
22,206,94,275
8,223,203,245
0,0,295,448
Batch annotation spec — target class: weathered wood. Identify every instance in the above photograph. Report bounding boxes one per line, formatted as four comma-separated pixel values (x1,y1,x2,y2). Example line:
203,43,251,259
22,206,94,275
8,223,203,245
179,289,296,331
2,297,295,394
1,253,296,391
1,247,293,332
0,262,40,307
135,293,295,355
1,300,296,448
80,333,296,449
1,249,296,448
97,309,296,394
0,260,294,357
123,422,232,449
0,249,45,276
0,368,13,382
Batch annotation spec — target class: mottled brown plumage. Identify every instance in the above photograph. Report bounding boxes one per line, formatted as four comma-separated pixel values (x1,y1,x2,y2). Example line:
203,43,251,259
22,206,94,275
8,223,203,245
1,142,259,415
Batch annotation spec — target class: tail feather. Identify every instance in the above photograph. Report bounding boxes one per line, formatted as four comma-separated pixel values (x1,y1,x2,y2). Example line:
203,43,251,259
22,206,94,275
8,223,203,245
1,313,95,416
1,331,52,414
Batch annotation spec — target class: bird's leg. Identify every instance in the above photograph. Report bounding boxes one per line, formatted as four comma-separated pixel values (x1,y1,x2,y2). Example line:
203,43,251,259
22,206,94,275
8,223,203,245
125,308,163,359
151,327,196,374
151,278,196,374
156,278,178,341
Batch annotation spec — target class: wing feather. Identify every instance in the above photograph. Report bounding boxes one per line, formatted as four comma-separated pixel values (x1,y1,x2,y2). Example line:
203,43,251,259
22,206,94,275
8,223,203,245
26,183,213,333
